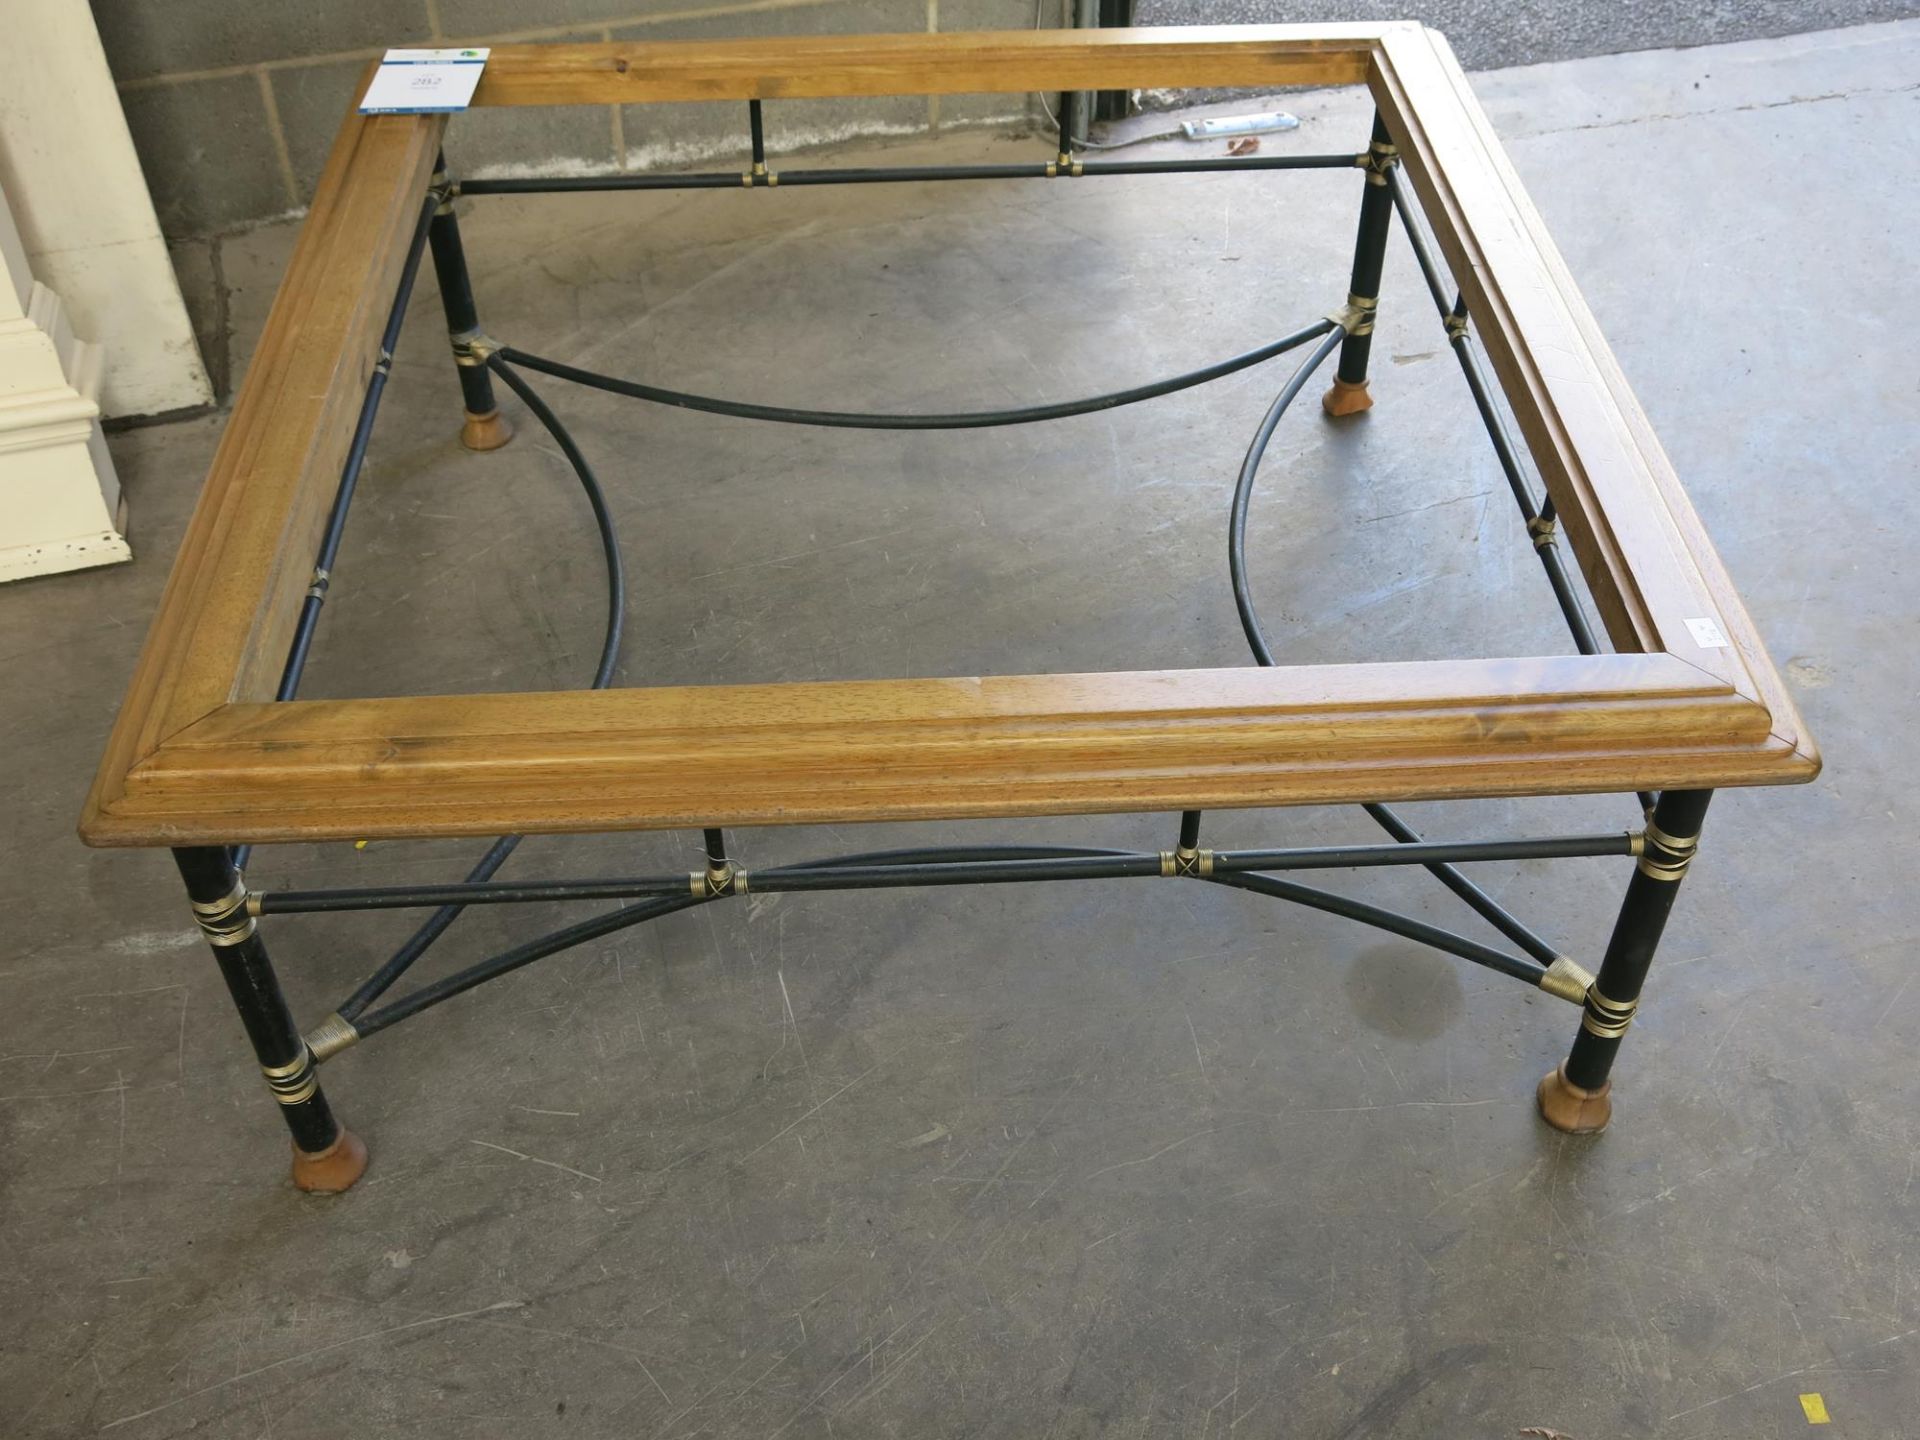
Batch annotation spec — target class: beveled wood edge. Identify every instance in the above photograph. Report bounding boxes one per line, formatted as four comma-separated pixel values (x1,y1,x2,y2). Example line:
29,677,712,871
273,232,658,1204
1377,29,1815,765
78,25,1819,851
81,655,1813,846
80,87,445,841
469,25,1388,106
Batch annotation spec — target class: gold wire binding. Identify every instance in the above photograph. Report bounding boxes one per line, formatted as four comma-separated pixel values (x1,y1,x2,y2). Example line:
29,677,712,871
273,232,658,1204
1327,292,1378,337
1527,514,1558,550
431,168,456,215
1045,160,1058,178
1580,984,1638,1040
451,329,500,367
1636,820,1700,881
1643,820,1700,855
1539,955,1595,1004
1159,848,1214,878
1363,139,1399,186
1444,312,1470,343
304,1011,361,1062
306,567,331,601
373,347,394,377
260,1047,318,1105
190,879,255,947
690,864,748,897
1070,161,1084,178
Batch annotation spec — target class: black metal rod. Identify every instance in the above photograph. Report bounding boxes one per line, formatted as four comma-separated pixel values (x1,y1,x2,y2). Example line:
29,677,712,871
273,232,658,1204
1206,870,1545,985
1561,789,1712,1092
703,828,729,870
334,361,627,1023
1357,803,1562,966
350,842,1554,1037
1178,811,1202,851
452,153,1367,195
233,192,439,878
1228,326,1346,662
275,192,439,703
1333,112,1395,389
748,99,766,171
258,833,1631,914
1384,169,1602,659
498,318,1334,432
353,892,709,1038
174,847,342,1155
1225,331,1568,967
427,156,499,422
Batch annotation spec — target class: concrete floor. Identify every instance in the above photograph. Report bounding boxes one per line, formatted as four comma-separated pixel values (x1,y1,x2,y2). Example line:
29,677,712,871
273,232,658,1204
5,21,1916,1439
1133,0,1920,72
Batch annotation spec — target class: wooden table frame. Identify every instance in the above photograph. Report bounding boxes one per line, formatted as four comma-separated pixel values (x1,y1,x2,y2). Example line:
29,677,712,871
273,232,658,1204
81,25,1817,1192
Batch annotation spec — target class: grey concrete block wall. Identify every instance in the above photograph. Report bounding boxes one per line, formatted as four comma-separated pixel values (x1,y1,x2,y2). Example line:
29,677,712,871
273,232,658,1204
94,0,1040,238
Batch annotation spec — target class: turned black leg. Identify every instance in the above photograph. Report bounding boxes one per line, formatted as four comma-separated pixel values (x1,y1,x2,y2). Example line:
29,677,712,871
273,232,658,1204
428,155,513,452
1323,112,1397,418
174,846,368,1191
1538,789,1713,1133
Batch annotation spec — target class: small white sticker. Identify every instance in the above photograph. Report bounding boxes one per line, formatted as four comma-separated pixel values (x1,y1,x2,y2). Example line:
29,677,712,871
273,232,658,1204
1684,616,1730,649
360,48,490,115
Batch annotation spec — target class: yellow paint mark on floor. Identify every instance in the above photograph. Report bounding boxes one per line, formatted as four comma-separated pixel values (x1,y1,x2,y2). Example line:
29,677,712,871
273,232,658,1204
1799,1393,1831,1425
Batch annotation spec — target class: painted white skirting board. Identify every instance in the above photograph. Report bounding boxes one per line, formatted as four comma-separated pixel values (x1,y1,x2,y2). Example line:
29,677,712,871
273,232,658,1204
0,273,131,583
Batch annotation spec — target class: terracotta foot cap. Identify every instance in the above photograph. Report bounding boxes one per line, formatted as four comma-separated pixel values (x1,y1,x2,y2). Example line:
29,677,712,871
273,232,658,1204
1321,377,1373,417
291,1128,369,1193
1536,1062,1612,1134
461,409,514,451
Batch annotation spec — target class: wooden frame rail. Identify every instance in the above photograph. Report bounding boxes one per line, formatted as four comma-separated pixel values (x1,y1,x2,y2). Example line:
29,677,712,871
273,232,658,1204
81,24,1816,850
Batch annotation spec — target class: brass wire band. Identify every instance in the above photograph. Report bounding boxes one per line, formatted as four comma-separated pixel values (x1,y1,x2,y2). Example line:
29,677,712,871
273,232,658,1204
260,1045,318,1106
1527,515,1558,550
1643,821,1700,856
1539,955,1596,1004
1158,848,1215,877
451,329,499,366
1580,984,1639,1040
306,567,331,601
1627,831,1646,857
190,879,255,947
1636,821,1700,881
1444,312,1469,342
690,865,748,897
1328,292,1378,336
431,170,455,214
1637,853,1692,881
1362,139,1399,186
373,348,394,377
304,1011,361,1063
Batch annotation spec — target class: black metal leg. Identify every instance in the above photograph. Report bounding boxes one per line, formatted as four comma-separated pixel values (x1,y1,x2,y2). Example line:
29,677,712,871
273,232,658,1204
1323,112,1396,418
428,155,513,452
173,846,368,1191
1537,789,1713,1133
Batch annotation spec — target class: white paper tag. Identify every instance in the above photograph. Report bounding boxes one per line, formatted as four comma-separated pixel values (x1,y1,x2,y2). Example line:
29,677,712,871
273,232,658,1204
1684,616,1730,649
359,48,490,114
